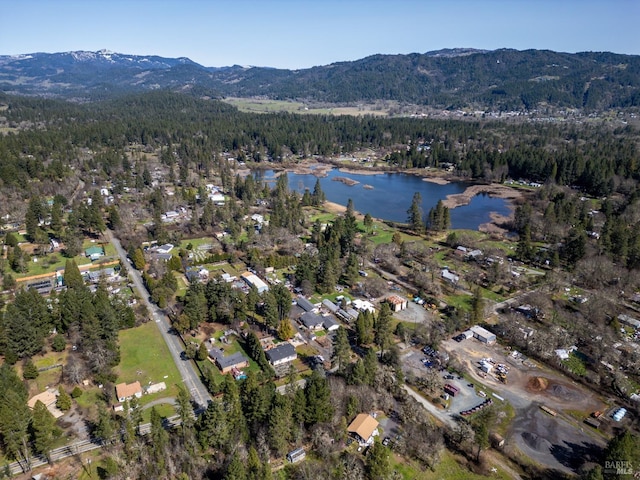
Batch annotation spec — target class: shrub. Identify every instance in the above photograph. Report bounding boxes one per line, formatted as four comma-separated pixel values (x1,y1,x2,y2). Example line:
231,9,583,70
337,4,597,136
22,358,39,380
51,334,66,352
71,386,83,399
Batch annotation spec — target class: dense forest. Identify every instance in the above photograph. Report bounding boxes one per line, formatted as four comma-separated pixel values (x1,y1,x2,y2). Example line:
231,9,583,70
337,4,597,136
2,89,640,479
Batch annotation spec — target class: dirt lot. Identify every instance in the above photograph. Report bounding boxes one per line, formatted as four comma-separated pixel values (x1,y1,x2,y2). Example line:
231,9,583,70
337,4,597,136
442,337,608,474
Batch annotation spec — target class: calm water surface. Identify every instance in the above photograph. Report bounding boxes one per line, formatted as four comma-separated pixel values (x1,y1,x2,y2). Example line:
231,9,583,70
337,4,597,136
255,169,512,230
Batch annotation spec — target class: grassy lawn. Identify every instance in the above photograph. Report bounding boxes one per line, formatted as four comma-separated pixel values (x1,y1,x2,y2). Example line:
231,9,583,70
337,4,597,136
14,237,120,280
391,450,513,480
178,237,215,251
141,402,176,423
174,273,188,297
444,293,472,312
116,322,182,406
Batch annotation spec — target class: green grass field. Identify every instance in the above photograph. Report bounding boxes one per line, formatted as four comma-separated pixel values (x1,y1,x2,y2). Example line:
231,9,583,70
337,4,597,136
116,322,182,406
390,450,514,480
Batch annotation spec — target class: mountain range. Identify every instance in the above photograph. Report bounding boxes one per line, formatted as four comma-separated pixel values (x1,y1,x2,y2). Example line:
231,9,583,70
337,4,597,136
1,48,639,111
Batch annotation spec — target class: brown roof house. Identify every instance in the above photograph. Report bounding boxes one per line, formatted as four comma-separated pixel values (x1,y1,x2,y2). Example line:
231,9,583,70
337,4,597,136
115,381,143,403
347,413,379,446
28,388,64,418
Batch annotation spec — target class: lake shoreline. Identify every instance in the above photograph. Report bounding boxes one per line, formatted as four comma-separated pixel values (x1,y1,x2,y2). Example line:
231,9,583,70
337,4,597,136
255,160,521,232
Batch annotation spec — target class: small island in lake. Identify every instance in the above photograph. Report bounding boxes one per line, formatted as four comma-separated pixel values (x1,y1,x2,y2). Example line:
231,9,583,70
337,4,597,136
332,176,359,186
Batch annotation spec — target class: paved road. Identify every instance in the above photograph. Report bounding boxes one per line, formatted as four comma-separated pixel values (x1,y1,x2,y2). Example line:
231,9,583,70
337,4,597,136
104,230,211,411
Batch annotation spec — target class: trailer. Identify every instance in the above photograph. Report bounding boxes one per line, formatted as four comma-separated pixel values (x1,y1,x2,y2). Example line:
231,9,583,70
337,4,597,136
444,384,460,397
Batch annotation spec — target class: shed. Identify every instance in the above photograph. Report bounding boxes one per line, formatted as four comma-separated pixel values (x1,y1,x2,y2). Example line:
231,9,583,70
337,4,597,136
490,432,505,448
470,325,496,344
385,295,408,312
241,271,269,293
584,417,601,429
286,447,306,464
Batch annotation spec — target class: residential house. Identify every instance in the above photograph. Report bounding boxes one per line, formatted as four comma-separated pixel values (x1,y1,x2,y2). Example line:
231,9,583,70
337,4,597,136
296,296,316,313
265,342,297,376
323,316,340,332
347,413,379,446
115,381,143,402
186,267,210,283
28,388,61,418
156,244,174,255
322,299,339,314
352,299,375,314
209,347,250,374
300,312,324,330
385,295,408,312
85,245,105,261
27,278,54,295
85,268,117,284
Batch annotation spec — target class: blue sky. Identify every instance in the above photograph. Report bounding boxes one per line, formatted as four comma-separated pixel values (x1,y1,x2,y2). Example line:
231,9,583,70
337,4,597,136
2,0,638,69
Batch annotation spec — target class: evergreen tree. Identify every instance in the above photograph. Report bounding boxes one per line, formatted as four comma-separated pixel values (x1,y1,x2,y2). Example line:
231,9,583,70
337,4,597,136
311,178,326,206
224,451,247,480
0,364,31,463
304,369,333,425
375,303,394,356
31,400,58,460
331,327,351,374
603,430,640,480
22,358,39,380
407,192,424,233
471,287,485,324
56,388,72,411
132,248,146,271
63,259,84,290
176,384,194,434
196,342,208,361
355,311,375,346
366,440,392,480
363,213,373,233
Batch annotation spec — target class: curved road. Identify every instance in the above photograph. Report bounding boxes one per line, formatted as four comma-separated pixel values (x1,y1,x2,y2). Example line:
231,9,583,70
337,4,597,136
104,230,211,411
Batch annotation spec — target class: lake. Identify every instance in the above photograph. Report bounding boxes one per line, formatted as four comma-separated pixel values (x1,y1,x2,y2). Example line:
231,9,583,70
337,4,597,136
254,168,512,231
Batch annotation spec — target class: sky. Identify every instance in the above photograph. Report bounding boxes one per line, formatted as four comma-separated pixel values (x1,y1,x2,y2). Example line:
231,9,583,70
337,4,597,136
2,0,639,69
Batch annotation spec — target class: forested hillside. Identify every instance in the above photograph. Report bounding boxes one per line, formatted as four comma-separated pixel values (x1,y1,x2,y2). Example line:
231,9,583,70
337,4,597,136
1,49,640,111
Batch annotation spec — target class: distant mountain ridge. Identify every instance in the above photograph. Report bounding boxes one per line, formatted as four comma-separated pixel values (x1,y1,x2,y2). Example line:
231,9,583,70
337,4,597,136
1,48,639,111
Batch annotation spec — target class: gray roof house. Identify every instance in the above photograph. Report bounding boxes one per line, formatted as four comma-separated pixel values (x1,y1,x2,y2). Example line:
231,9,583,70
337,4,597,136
322,299,339,313
296,296,315,312
322,316,340,331
265,343,297,366
209,347,250,374
300,312,324,330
